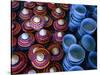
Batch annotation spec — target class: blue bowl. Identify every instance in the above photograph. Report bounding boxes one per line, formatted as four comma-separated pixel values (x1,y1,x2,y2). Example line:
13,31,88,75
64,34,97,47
70,14,81,28
69,5,86,32
69,66,83,71
62,34,77,53
62,56,72,71
68,22,78,32
92,7,97,20
88,51,97,69
69,5,77,16
71,13,82,22
68,44,85,64
81,34,96,52
78,18,96,36
72,5,87,19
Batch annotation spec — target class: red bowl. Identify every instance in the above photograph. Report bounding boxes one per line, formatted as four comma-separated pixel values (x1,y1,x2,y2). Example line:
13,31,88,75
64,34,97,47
33,5,47,16
28,44,44,60
12,12,16,20
48,43,64,61
19,8,32,20
43,62,63,72
53,19,68,31
51,7,65,19
22,20,35,33
24,2,36,9
31,48,51,69
18,33,35,48
30,15,45,31
11,51,27,74
53,31,64,43
12,21,21,36
35,29,51,44
48,3,56,10
44,15,53,28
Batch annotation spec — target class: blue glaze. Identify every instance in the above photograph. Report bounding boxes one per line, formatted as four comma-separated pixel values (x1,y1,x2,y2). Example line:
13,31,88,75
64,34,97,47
69,66,83,71
72,5,87,19
81,34,96,52
69,5,86,32
68,44,85,65
92,7,97,20
63,53,84,71
88,51,97,69
62,56,72,71
68,22,78,32
62,34,77,53
78,18,96,36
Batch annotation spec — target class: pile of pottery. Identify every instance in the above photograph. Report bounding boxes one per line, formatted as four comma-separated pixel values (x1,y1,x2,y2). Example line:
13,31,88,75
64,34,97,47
11,1,97,74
